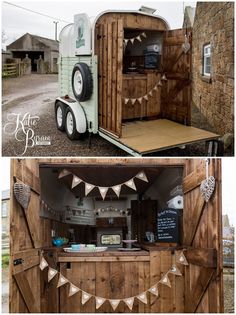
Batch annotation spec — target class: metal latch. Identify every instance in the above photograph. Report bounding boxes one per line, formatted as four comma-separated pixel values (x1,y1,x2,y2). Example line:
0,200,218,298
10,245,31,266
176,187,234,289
13,258,24,266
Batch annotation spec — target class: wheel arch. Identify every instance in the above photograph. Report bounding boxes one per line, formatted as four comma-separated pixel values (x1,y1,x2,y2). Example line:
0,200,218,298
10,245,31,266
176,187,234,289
55,97,87,134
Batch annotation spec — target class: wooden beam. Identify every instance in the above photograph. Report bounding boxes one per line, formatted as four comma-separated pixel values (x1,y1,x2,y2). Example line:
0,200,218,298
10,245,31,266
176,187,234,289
14,272,40,313
183,167,205,193
185,248,217,268
185,267,215,313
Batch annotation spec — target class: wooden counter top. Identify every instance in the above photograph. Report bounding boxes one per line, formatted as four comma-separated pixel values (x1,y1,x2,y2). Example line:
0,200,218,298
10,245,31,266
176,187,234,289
58,249,150,262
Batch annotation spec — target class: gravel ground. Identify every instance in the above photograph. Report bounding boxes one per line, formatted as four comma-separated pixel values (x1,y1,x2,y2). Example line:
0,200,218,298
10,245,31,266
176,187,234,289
2,74,218,157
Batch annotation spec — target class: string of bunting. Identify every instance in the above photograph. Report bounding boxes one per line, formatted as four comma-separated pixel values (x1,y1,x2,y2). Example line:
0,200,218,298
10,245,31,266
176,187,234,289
123,32,147,46
123,74,167,106
39,250,188,311
58,169,148,200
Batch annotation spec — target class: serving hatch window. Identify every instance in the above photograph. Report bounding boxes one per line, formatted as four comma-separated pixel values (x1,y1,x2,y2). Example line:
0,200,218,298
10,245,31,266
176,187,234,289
101,234,121,245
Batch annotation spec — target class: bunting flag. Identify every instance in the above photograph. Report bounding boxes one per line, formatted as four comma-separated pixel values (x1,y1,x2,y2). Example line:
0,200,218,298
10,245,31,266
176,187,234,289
141,32,147,38
124,297,135,310
59,169,148,200
124,98,129,105
177,251,189,265
39,251,188,311
95,297,106,309
39,257,48,270
136,171,148,182
85,183,95,196
148,284,159,296
136,35,142,42
169,265,182,276
69,283,80,297
138,97,143,104
81,291,92,305
159,274,171,287
123,32,146,45
124,178,136,191
109,299,120,310
112,185,122,198
161,74,168,81
98,187,109,200
48,267,58,282
57,274,69,288
157,80,163,86
58,169,71,178
72,175,83,189
137,292,148,304
131,98,136,105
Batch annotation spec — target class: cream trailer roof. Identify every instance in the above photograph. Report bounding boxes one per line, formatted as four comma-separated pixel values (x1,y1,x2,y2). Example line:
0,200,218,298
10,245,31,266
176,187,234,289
59,10,170,57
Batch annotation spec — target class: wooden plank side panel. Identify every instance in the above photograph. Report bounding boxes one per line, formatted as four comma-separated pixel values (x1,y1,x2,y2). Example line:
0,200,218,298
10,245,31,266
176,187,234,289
111,21,118,134
107,22,113,131
116,19,123,137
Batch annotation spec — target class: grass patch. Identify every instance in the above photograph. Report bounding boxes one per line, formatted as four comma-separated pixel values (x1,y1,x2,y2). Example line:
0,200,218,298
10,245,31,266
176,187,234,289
2,253,9,268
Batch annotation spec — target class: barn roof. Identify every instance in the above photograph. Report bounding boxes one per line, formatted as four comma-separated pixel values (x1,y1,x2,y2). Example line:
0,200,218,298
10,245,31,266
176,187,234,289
7,33,59,51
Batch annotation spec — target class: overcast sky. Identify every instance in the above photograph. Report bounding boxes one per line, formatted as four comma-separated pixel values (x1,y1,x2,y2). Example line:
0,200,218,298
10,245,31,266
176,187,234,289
1,158,235,226
2,0,196,45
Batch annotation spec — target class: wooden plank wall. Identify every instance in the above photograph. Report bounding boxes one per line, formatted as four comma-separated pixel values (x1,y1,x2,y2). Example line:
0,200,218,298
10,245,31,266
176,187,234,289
59,251,184,313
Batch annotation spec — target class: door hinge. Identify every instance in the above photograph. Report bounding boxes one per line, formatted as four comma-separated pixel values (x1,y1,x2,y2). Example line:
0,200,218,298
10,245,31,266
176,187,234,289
13,258,24,266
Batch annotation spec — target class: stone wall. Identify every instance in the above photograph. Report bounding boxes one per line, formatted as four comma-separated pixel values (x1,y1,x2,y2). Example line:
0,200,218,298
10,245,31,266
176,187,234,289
192,2,234,135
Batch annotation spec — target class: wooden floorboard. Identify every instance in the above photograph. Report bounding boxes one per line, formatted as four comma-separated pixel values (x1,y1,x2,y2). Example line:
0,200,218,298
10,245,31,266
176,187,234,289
119,119,219,154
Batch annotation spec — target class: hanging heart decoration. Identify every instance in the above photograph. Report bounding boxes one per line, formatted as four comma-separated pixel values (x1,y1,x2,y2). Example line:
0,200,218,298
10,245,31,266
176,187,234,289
14,182,31,209
200,176,215,202
182,34,191,54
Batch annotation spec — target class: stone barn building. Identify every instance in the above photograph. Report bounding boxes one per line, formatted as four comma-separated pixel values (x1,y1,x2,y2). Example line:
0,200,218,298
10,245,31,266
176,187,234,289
7,33,59,73
187,2,234,139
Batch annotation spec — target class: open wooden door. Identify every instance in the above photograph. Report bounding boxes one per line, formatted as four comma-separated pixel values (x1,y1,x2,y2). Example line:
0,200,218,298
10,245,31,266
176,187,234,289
96,18,123,137
182,159,223,312
9,159,42,313
161,29,192,125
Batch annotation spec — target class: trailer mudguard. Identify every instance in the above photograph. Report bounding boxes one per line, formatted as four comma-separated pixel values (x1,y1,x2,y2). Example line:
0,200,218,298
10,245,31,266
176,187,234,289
56,97,87,134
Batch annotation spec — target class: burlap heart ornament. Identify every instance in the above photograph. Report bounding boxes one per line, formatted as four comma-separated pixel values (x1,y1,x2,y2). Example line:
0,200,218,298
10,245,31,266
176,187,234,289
14,182,31,209
200,176,215,202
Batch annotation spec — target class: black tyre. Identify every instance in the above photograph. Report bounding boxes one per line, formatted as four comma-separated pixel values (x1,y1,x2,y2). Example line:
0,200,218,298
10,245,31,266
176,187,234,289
55,101,66,131
71,63,93,102
65,107,82,140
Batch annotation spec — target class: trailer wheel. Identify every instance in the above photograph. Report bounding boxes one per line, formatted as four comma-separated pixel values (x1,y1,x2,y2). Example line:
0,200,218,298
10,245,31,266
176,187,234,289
72,63,93,102
65,107,82,140
55,101,66,131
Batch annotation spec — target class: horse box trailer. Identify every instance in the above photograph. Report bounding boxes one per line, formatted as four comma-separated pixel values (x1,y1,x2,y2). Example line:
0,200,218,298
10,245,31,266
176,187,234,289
55,9,220,156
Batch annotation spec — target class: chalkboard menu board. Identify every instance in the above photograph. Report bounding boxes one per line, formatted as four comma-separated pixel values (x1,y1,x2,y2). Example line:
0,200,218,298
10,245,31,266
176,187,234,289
157,208,179,243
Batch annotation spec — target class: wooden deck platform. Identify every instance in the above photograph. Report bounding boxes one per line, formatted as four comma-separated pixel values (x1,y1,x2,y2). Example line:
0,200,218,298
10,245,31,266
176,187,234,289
119,119,219,154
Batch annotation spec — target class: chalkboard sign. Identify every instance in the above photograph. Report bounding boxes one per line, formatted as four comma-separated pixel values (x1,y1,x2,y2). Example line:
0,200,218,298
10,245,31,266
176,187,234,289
157,208,179,243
